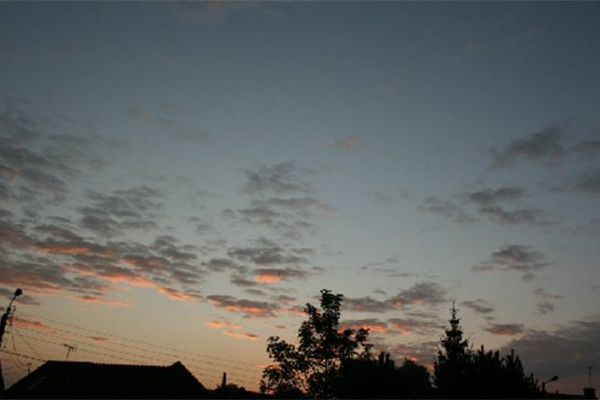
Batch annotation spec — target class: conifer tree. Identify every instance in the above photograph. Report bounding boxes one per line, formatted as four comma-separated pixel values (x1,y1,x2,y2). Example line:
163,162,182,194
433,303,472,397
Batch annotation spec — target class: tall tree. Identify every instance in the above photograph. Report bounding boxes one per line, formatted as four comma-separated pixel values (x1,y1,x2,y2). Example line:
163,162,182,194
433,303,472,397
260,289,371,398
434,304,541,398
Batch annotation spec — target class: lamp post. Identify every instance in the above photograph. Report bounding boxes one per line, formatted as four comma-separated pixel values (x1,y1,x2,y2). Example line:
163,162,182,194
0,288,23,393
542,375,559,393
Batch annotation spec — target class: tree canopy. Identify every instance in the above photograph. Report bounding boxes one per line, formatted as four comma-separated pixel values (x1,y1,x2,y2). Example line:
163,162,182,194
433,304,540,398
261,291,543,399
260,289,371,398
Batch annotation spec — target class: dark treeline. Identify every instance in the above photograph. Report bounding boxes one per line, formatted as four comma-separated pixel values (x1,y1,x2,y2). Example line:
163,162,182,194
259,289,547,399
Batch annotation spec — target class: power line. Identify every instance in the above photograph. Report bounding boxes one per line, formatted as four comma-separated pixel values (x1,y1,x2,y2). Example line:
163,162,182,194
12,325,44,360
21,312,259,367
0,349,45,363
16,331,256,387
9,330,27,372
25,321,256,375
15,316,262,385
16,313,261,388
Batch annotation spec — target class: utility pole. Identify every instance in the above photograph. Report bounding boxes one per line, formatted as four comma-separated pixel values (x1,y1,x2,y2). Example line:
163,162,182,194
63,344,76,361
0,288,23,393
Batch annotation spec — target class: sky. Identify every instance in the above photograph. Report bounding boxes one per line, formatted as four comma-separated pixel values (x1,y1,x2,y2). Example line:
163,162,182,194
1,1,599,394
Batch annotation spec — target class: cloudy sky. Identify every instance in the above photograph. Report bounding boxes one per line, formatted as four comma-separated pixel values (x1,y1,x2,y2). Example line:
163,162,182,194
1,2,599,393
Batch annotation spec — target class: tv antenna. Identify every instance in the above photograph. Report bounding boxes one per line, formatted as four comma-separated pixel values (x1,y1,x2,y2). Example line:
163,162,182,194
63,343,77,360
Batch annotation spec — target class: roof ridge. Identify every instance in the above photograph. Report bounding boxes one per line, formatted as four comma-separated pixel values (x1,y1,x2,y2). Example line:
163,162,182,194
45,360,177,368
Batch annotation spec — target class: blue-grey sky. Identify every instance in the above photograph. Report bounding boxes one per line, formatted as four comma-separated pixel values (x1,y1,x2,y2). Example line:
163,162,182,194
1,1,599,393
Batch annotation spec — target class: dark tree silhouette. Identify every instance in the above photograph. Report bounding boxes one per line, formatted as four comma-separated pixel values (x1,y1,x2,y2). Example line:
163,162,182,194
333,351,432,398
260,289,371,398
434,304,541,398
434,302,472,397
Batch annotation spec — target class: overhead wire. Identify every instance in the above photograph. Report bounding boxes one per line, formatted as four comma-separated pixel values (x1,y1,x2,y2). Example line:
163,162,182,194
17,312,262,386
12,325,44,360
16,329,257,387
14,331,253,386
26,321,257,375
9,330,27,372
21,311,259,367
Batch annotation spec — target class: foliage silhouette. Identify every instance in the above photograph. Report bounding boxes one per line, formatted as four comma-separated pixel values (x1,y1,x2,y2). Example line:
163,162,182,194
433,302,472,397
334,352,432,398
260,291,547,399
260,289,371,398
433,304,541,398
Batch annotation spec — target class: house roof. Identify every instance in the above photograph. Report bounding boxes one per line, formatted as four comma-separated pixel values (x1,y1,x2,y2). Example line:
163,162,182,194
5,360,209,398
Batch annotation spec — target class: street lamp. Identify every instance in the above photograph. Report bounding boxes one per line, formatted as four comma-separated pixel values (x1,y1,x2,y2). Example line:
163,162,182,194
542,375,559,393
1,288,23,392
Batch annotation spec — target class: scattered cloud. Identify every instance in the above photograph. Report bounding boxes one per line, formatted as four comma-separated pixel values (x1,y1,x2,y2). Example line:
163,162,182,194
229,162,330,239
461,299,495,315
78,186,163,237
420,196,476,223
380,340,439,367
487,124,600,170
502,316,600,393
205,317,258,340
75,295,133,308
206,294,280,318
0,287,40,305
422,187,549,226
534,288,562,315
487,126,566,170
205,318,241,331
570,140,600,158
571,168,600,194
0,99,109,208
484,323,525,336
329,136,362,151
340,318,388,334
223,330,259,341
472,244,550,281
157,286,201,302
388,317,441,335
467,186,549,226
0,215,205,303
243,161,314,195
253,268,307,284
13,317,52,332
345,282,447,313
227,239,309,266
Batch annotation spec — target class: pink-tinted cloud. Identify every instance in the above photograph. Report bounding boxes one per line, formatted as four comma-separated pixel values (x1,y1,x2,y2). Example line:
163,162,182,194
157,286,199,302
207,295,279,317
255,273,282,284
223,330,259,341
75,295,133,308
13,317,52,332
205,319,242,331
340,319,388,334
